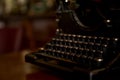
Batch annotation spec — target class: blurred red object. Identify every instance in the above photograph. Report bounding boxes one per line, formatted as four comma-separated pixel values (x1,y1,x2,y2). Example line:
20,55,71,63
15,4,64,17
0,28,23,53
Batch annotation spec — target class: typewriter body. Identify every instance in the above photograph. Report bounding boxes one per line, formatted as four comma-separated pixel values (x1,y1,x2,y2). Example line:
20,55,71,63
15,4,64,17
25,0,120,80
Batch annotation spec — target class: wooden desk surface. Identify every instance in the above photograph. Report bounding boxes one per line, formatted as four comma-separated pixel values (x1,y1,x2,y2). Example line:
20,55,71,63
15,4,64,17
0,52,25,80
0,51,64,80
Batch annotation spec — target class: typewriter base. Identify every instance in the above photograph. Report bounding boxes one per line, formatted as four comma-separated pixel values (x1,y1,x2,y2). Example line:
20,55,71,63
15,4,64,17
25,53,120,80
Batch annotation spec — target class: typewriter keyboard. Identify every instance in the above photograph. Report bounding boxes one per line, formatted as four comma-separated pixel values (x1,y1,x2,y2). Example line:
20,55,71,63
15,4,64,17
25,30,120,72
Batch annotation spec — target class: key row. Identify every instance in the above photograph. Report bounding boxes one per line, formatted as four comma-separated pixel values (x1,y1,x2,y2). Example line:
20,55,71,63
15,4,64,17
43,49,104,66
45,44,105,57
47,42,108,52
51,38,108,46
55,33,119,44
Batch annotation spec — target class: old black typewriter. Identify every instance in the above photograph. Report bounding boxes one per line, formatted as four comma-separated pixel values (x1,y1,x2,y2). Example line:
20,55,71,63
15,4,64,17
25,0,120,80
